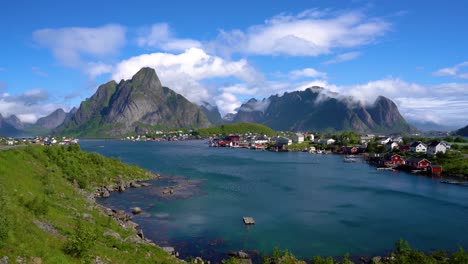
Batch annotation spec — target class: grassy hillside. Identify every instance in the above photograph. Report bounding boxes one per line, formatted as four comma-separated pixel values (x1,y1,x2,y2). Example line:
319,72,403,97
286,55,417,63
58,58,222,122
197,122,276,137
0,145,180,263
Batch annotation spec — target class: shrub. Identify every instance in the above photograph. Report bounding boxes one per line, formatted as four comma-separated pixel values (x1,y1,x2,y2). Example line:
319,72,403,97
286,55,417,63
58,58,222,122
23,196,49,216
0,185,10,248
65,218,97,259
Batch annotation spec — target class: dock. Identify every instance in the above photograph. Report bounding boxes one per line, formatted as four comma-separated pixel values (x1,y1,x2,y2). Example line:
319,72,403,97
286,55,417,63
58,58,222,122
243,217,255,225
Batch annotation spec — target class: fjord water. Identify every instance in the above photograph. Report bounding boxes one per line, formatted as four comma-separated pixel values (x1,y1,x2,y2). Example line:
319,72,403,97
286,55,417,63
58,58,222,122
81,140,468,260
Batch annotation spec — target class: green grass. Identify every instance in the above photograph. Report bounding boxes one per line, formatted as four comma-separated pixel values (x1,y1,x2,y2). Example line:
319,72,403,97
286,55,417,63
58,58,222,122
197,122,276,137
0,145,180,263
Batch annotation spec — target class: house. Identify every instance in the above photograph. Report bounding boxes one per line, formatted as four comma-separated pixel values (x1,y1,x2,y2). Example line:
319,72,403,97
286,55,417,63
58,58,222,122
429,165,443,176
440,141,451,150
304,133,315,142
386,141,399,151
392,137,404,144
379,137,392,144
360,134,375,144
292,133,304,144
400,145,410,152
341,146,358,154
316,138,336,145
406,157,431,169
253,136,269,144
224,135,240,147
409,141,427,153
381,154,405,167
427,141,447,156
276,137,292,146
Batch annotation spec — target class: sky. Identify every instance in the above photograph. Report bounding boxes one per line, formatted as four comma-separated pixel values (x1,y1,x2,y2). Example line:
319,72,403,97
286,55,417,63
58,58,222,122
0,0,467,129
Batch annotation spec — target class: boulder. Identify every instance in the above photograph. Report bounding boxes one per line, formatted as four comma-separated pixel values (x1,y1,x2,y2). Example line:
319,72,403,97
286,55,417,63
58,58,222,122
371,256,382,264
102,190,110,198
136,228,144,239
113,210,131,221
162,247,175,255
132,207,142,215
31,257,42,264
141,182,151,187
0,256,8,264
124,235,143,244
118,184,126,192
103,230,122,240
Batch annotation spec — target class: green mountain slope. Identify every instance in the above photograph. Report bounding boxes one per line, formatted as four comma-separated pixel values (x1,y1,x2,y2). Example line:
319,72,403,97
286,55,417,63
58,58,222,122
0,145,180,263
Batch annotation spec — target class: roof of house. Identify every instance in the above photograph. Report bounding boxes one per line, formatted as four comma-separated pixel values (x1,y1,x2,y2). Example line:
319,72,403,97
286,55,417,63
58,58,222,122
406,157,431,163
428,141,442,147
409,141,422,147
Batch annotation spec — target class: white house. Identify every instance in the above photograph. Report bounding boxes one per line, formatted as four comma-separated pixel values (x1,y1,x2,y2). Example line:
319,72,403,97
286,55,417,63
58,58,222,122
253,136,269,144
316,138,336,145
276,137,292,146
292,133,304,144
360,134,375,144
427,141,447,156
410,141,427,153
392,137,404,144
386,141,399,151
307,133,315,142
379,137,392,144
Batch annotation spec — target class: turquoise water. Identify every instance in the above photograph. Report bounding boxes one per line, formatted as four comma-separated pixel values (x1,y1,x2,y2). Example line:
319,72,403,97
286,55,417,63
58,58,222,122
81,140,468,261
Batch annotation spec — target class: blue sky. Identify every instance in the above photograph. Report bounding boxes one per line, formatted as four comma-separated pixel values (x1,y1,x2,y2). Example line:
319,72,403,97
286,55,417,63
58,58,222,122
0,0,467,129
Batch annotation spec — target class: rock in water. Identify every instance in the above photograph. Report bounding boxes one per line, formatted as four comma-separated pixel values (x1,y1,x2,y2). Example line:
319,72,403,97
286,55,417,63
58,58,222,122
132,207,142,215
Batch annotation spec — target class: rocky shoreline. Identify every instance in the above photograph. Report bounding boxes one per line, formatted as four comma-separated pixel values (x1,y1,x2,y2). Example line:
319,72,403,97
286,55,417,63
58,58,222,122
88,175,257,264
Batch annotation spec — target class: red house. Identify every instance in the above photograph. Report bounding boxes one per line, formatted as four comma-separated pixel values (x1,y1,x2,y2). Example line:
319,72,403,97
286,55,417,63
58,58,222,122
406,157,431,169
430,165,443,176
400,145,410,152
224,135,240,147
341,146,358,154
382,154,405,167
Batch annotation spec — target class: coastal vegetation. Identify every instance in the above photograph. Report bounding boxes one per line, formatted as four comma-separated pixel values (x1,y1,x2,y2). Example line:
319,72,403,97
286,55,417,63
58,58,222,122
0,145,179,263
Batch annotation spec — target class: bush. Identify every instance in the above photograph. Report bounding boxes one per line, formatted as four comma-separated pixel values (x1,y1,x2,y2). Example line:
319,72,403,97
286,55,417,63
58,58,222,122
65,218,97,259
0,185,10,248
23,196,49,216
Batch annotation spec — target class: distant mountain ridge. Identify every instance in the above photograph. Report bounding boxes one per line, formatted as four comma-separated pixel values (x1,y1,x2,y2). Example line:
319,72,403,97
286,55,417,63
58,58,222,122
55,67,211,137
232,87,416,133
455,125,468,136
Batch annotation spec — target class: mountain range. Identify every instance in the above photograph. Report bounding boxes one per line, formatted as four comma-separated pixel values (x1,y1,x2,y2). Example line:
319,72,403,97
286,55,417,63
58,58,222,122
1,67,426,137
55,68,211,137
232,87,416,133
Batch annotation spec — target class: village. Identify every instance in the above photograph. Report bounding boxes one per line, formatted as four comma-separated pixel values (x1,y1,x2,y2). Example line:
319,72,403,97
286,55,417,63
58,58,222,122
0,136,79,147
207,132,468,180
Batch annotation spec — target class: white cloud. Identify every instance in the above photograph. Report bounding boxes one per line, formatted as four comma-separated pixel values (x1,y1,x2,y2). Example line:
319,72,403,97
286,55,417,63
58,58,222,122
137,23,202,52
214,92,242,114
0,89,64,123
85,62,113,79
324,51,361,64
111,48,262,105
209,9,390,57
33,24,126,67
433,61,468,79
290,68,327,79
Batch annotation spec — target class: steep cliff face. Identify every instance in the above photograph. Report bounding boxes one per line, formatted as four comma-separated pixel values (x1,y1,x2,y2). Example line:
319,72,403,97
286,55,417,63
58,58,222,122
0,114,21,136
200,102,224,125
35,109,68,130
455,125,468,136
56,67,211,136
233,87,415,133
